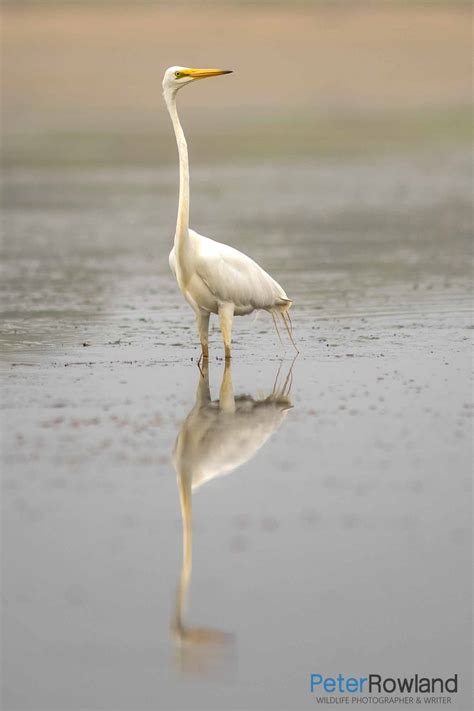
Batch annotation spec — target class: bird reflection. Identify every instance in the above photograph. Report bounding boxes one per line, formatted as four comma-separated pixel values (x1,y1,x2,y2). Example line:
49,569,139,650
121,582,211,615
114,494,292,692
171,359,294,675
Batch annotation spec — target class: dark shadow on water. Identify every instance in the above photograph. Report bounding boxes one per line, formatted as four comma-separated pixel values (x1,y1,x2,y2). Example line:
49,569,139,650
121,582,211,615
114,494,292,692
170,359,295,677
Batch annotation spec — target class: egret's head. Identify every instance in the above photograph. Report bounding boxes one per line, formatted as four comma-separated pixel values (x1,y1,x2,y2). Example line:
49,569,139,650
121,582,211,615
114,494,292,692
162,66,232,95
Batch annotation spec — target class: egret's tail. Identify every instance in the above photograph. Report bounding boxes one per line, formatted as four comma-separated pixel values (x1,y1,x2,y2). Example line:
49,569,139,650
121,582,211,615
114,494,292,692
270,300,298,353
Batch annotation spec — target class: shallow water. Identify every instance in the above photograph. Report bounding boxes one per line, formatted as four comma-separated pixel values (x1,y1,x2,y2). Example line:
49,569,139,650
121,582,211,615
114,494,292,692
1,150,472,710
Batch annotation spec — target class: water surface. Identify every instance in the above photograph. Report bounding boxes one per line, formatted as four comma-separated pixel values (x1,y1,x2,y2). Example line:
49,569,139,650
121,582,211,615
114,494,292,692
1,149,472,709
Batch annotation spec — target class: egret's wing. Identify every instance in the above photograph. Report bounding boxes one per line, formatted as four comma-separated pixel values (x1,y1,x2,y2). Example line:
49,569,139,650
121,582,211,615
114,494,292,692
192,232,288,310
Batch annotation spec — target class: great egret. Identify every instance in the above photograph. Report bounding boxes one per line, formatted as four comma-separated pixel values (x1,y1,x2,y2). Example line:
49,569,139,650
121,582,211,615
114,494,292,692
162,66,295,360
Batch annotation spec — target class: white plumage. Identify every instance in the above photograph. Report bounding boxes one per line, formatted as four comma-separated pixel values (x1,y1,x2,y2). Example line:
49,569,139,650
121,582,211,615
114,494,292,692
169,229,289,316
163,66,294,359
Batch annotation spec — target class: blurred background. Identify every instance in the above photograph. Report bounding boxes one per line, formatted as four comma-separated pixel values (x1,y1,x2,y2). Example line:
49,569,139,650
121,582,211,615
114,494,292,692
2,0,471,167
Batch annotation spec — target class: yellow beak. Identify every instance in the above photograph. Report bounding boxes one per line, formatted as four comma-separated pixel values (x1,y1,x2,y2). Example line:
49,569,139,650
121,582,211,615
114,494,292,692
183,68,232,80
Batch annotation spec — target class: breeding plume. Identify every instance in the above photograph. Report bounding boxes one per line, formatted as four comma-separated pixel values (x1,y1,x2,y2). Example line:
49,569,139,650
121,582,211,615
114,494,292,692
162,66,294,360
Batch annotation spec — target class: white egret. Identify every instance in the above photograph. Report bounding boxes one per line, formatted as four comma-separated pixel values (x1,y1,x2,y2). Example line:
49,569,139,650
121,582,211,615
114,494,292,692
162,66,295,360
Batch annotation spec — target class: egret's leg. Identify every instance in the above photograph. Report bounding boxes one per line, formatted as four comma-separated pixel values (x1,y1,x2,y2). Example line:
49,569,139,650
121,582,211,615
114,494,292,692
196,310,210,360
218,303,234,360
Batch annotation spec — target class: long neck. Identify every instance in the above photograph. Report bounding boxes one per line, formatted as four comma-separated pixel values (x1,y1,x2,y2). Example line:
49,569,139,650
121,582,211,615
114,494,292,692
165,90,190,256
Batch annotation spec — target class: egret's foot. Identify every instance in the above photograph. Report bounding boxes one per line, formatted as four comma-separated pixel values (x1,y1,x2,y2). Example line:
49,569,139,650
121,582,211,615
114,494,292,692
197,351,209,369
197,354,209,377
198,345,209,360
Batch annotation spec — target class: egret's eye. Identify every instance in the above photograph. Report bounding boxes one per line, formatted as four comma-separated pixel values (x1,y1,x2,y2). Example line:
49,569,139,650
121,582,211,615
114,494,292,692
175,71,182,78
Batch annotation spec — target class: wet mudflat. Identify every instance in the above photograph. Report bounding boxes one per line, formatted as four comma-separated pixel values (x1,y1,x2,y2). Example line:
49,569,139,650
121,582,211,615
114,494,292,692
1,146,472,710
